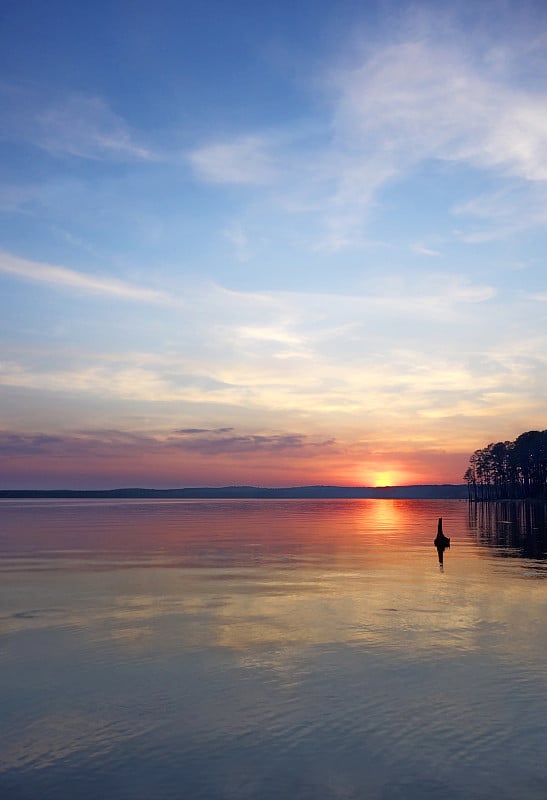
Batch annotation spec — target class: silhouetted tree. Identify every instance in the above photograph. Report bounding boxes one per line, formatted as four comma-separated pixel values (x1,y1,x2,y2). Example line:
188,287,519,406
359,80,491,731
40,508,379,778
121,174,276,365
464,430,547,501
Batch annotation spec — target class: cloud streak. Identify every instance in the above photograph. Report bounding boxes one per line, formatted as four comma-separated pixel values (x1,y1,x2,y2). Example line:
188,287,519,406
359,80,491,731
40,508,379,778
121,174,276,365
2,87,154,162
0,251,175,304
189,136,276,185
170,428,336,455
0,428,336,459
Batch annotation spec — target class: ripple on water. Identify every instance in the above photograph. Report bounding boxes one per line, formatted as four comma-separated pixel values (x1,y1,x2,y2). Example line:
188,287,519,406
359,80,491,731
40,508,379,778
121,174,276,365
2,499,547,799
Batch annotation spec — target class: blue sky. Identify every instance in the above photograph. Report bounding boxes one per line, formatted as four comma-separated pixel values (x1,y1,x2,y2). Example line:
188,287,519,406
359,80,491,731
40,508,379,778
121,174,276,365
1,0,547,487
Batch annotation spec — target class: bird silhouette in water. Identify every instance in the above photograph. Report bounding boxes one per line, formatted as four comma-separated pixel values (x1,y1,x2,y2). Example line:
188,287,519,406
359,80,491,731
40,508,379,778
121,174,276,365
434,517,450,569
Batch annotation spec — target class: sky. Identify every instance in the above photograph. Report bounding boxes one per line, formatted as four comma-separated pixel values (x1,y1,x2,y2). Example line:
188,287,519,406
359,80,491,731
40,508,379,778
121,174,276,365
1,0,547,489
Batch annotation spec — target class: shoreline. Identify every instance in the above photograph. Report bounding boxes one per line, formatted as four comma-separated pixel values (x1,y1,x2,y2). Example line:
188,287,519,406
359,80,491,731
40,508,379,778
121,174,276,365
0,484,467,500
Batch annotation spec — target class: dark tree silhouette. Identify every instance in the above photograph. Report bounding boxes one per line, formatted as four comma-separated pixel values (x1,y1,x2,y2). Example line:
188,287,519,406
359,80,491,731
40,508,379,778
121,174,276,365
464,430,547,501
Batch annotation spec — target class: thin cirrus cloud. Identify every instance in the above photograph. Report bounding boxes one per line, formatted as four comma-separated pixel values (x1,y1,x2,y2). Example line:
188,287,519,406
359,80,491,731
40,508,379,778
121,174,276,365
329,40,547,177
189,136,277,185
185,30,547,248
223,223,252,262
0,251,175,305
331,33,547,176
452,185,547,241
410,244,442,257
322,37,547,241
35,95,154,161
1,86,154,162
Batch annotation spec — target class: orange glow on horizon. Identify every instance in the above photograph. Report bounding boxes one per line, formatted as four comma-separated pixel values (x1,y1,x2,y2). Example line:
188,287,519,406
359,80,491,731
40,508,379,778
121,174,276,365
352,466,417,488
372,471,396,487
0,436,470,490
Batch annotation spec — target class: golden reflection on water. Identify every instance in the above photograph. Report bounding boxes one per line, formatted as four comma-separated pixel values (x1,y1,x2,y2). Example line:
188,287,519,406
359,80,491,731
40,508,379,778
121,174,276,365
357,497,409,535
3,503,544,662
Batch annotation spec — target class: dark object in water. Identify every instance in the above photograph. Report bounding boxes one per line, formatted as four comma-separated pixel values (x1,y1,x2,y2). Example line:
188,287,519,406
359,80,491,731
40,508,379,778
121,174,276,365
434,517,450,548
434,517,450,567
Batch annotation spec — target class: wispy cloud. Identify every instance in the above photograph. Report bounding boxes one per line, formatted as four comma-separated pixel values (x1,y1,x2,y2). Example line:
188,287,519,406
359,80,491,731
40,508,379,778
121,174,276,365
320,31,547,242
175,427,234,435
0,251,175,304
410,243,442,257
185,15,547,249
189,136,276,184
36,94,154,161
223,222,252,261
0,427,336,459
453,185,547,241
0,267,527,428
330,33,547,178
170,428,335,455
1,86,154,162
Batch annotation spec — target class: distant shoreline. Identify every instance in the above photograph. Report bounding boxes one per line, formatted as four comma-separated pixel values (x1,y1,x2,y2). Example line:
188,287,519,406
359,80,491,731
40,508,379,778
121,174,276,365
0,485,467,500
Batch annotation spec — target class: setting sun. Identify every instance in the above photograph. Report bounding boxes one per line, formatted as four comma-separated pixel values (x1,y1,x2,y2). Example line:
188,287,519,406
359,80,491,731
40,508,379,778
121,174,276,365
373,471,396,487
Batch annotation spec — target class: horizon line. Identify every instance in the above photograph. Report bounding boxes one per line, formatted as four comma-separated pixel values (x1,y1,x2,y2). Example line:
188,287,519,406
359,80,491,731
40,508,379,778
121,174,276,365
0,482,467,491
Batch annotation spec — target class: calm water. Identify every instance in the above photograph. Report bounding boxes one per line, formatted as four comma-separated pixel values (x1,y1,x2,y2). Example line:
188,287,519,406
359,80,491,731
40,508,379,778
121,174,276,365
1,499,546,800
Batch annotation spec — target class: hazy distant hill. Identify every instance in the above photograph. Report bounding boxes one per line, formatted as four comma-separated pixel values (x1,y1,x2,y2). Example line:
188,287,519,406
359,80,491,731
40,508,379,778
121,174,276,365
0,485,468,500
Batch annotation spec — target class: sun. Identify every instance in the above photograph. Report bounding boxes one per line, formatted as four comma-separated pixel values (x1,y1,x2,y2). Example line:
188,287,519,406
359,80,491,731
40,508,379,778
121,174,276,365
355,465,413,488
373,471,395,487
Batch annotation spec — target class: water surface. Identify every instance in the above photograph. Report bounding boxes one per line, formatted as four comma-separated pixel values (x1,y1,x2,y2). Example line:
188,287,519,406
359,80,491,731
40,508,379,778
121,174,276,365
1,499,546,799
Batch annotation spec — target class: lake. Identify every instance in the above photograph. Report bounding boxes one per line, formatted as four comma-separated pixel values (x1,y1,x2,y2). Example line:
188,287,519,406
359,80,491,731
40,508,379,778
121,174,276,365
1,498,546,799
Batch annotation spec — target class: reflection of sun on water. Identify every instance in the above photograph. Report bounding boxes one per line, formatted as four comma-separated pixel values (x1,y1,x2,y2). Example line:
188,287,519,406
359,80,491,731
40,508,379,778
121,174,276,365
364,498,407,531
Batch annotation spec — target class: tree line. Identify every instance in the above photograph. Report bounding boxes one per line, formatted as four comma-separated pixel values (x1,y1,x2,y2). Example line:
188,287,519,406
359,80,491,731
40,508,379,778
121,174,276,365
464,430,547,501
